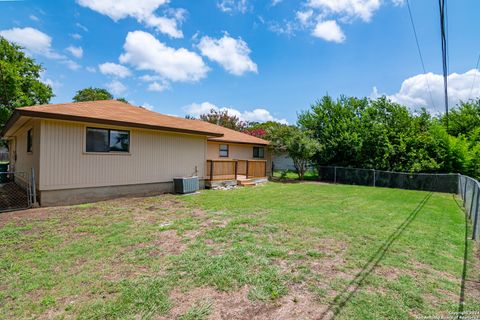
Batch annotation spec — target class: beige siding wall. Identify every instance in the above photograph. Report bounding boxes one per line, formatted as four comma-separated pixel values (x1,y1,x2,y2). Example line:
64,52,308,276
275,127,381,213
207,141,272,175
39,120,207,190
207,142,257,160
11,119,40,186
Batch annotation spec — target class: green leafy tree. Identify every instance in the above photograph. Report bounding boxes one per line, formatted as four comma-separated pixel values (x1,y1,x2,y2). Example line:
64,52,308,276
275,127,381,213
116,97,129,104
72,87,113,102
195,108,248,131
443,99,480,137
0,37,54,127
270,126,320,180
298,95,367,167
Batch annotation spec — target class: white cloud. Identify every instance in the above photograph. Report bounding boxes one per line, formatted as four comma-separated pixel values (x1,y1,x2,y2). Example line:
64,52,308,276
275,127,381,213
197,34,257,76
40,72,62,91
306,0,381,22
66,45,83,58
76,0,184,38
312,20,345,42
271,0,283,6
377,69,480,112
217,0,250,13
147,81,170,92
76,22,88,32
296,10,314,26
391,0,405,6
120,30,208,82
0,27,82,71
0,27,62,59
293,0,401,42
29,14,40,22
139,74,161,82
184,102,288,124
99,62,131,78
70,33,82,40
62,59,82,71
141,102,155,110
86,66,96,73
106,80,127,96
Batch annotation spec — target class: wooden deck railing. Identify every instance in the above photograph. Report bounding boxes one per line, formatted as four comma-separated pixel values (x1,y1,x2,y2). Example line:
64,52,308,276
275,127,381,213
206,159,267,181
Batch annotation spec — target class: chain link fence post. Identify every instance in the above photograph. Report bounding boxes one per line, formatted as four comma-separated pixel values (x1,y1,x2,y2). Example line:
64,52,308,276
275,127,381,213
473,182,479,240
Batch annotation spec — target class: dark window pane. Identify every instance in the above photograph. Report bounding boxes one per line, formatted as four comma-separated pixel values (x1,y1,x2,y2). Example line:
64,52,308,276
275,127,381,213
219,144,228,157
253,147,264,158
27,129,33,153
86,128,109,152
109,130,130,152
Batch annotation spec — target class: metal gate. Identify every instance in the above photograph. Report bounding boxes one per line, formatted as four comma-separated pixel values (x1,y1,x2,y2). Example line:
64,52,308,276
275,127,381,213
0,171,33,212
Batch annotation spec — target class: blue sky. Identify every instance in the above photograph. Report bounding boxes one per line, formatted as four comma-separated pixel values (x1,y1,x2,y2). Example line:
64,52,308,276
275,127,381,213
0,0,479,123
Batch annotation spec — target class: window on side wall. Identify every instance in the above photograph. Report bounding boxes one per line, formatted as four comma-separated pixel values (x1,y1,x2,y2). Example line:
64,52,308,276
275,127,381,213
219,144,229,157
253,146,264,159
86,127,130,153
27,129,33,153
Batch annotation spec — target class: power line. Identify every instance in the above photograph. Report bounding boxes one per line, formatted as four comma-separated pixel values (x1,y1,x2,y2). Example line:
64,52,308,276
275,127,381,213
469,54,480,101
439,0,449,128
406,0,436,111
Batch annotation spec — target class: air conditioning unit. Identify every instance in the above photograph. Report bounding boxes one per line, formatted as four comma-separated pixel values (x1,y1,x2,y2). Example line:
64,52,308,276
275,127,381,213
173,176,199,194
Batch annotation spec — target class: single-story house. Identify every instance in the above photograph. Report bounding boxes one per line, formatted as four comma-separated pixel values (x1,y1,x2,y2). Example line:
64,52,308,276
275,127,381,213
0,100,270,206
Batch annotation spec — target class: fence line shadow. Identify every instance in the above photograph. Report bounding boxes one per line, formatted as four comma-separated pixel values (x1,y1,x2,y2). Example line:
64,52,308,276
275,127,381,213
319,192,433,319
452,195,469,315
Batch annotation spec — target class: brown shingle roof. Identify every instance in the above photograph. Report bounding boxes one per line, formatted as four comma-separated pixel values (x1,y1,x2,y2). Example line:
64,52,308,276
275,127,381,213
203,124,269,145
1,100,269,145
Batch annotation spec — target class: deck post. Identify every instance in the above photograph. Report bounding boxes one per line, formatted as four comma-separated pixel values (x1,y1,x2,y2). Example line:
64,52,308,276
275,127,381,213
234,161,238,180
246,160,249,179
264,161,267,178
210,160,214,181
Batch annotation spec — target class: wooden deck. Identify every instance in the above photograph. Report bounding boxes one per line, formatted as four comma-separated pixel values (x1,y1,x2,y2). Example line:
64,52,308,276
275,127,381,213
205,159,268,187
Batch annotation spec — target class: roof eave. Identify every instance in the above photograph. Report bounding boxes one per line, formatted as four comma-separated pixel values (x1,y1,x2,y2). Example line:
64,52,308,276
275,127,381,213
207,138,269,145
0,111,21,138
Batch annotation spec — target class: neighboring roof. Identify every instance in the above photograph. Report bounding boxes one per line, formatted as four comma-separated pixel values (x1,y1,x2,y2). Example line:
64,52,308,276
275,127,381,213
204,124,269,145
1,100,269,145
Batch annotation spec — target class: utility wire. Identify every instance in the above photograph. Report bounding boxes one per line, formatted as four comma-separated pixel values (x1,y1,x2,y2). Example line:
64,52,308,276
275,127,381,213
469,54,480,101
406,0,437,111
439,0,449,128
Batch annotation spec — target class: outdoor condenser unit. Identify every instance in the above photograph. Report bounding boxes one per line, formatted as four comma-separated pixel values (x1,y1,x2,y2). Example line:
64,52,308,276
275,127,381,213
173,176,199,194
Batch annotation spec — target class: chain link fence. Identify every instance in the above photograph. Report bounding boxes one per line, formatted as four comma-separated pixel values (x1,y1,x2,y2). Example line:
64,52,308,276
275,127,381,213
0,171,33,212
318,166,459,193
458,175,480,240
317,166,479,240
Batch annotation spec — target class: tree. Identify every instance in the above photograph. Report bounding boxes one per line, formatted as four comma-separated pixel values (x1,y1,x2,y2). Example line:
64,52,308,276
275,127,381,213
270,126,319,180
244,121,285,139
442,99,480,137
72,87,113,102
0,37,54,127
298,95,366,167
196,108,248,131
116,97,129,104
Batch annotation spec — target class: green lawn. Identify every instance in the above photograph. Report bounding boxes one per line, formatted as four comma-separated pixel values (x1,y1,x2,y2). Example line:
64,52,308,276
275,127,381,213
0,183,479,319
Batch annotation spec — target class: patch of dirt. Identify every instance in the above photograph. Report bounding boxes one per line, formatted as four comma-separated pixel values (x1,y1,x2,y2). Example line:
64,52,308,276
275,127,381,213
160,285,332,320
